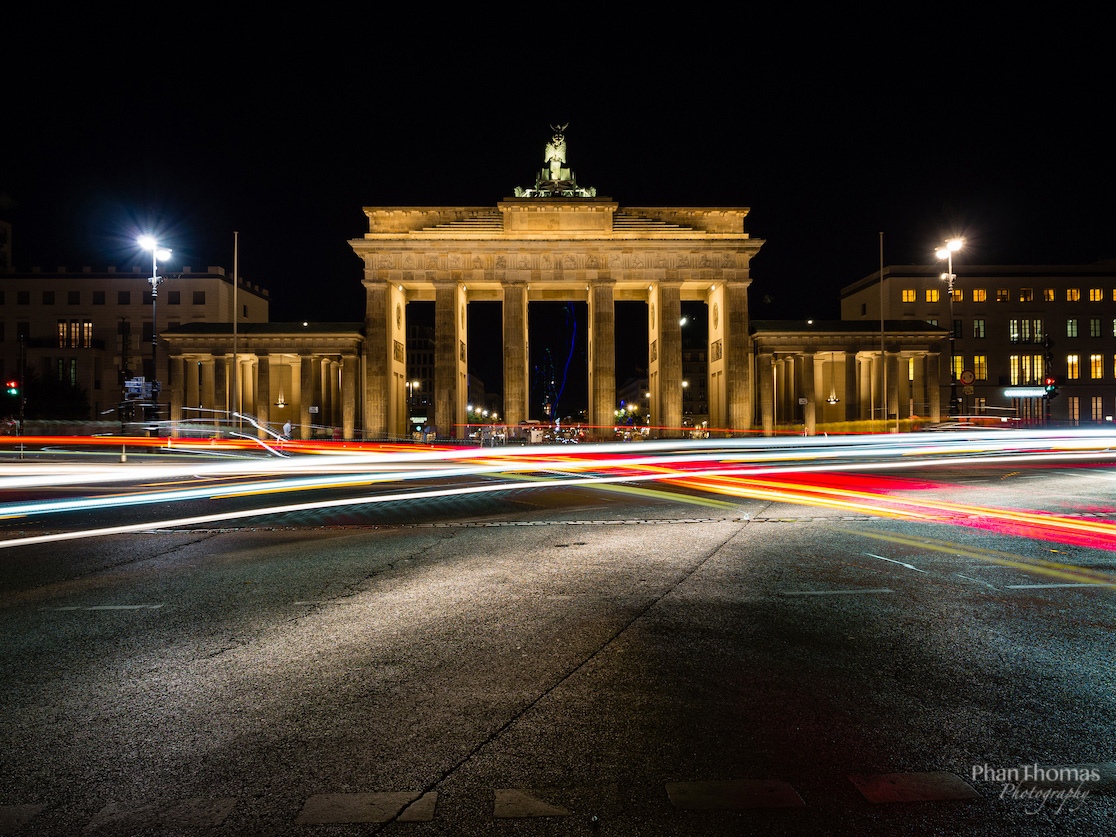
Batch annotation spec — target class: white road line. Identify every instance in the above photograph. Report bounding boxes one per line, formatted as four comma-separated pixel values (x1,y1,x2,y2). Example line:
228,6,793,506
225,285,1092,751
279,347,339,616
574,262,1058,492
1006,583,1116,589
39,604,164,611
955,574,1000,590
782,589,895,596
863,552,928,573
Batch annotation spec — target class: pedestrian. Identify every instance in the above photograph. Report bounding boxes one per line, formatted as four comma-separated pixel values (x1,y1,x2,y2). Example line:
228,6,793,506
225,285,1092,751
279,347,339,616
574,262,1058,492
283,419,292,438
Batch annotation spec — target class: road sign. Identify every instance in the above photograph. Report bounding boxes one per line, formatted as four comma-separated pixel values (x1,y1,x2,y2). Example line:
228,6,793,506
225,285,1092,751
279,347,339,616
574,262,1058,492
959,369,976,385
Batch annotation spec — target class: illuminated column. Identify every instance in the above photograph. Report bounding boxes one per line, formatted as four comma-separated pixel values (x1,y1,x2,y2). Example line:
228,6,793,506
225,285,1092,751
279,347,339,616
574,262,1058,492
200,358,216,412
342,354,358,440
844,351,858,421
214,354,227,414
758,351,775,436
886,351,900,421
185,358,200,412
797,351,815,434
502,281,528,431
169,355,185,430
589,279,616,438
925,353,942,422
330,359,341,430
858,354,871,419
256,355,270,438
434,281,467,439
299,354,316,440
652,282,682,437
722,280,753,432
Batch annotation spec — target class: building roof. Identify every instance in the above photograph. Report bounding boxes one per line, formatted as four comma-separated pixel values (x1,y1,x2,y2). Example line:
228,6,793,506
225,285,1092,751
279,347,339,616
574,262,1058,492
841,260,1116,298
751,319,946,336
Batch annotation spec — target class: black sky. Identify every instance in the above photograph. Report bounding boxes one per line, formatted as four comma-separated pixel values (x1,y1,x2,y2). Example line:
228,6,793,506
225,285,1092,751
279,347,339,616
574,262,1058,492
4,12,1113,412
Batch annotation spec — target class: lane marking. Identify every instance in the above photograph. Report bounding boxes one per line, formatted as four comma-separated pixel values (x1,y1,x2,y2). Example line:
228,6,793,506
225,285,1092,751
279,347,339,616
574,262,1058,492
852,530,1116,588
955,574,1000,590
782,589,894,596
863,552,928,573
39,604,164,611
493,789,570,818
849,772,980,803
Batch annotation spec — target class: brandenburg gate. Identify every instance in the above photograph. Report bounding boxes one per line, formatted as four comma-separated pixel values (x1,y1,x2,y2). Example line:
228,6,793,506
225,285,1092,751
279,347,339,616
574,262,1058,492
351,128,765,439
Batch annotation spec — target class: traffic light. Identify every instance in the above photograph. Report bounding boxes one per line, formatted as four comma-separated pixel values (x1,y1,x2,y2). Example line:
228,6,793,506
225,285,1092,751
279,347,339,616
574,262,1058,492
4,379,18,397
1044,376,1059,399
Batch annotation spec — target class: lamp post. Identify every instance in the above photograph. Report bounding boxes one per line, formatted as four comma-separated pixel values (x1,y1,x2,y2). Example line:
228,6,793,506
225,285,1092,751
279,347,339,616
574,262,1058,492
935,237,964,416
406,380,420,435
138,236,171,410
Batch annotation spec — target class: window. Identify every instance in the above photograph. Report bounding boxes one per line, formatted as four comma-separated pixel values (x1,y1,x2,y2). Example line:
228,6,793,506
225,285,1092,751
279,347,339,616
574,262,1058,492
1021,354,1043,384
951,319,961,338
1090,288,1103,302
118,290,130,305
93,291,105,305
80,320,93,349
142,321,153,343
1067,319,1078,338
1010,319,1042,343
168,291,181,305
951,289,963,303
1044,288,1055,302
973,319,985,338
973,355,987,381
972,288,987,303
17,291,29,305
57,320,67,348
901,289,916,303
1091,354,1104,378
1019,288,1033,302
42,291,55,305
952,356,964,382
1067,288,1081,302
996,289,1009,302
67,290,80,305
1092,397,1103,422
192,291,206,305
1067,355,1080,379
1091,318,1102,338
1010,355,1021,386
17,322,30,340
925,288,940,303
1069,396,1079,425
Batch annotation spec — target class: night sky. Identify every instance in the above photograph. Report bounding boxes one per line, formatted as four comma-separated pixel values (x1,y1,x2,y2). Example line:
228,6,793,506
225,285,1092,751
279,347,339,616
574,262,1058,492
5,13,1112,415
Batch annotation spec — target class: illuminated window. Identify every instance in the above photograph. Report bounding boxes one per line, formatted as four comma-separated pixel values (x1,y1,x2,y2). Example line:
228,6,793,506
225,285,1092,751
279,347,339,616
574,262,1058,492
1009,355,1020,385
1067,288,1081,302
951,288,963,303
996,289,1009,302
951,355,964,382
901,289,915,303
1091,354,1104,379
1069,396,1079,424
1022,354,1043,385
81,320,93,349
1044,288,1055,302
57,320,67,348
1067,319,1078,338
973,319,985,338
972,288,987,303
1090,288,1103,302
1067,355,1080,380
1019,288,1033,302
925,288,940,303
973,355,987,380
908,357,915,382
1092,397,1103,422
1091,318,1102,338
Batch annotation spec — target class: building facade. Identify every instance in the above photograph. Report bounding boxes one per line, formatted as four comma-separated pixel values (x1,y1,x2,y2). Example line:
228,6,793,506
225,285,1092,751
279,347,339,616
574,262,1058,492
841,263,1116,424
0,264,268,419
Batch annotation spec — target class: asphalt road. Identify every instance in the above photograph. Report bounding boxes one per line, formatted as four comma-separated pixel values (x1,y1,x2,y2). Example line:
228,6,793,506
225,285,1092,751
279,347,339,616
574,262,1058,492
1,461,1115,835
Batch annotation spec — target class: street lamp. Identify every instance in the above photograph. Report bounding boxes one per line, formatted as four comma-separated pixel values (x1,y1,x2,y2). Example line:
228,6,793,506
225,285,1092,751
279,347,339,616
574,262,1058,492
406,380,420,432
138,236,171,408
935,237,964,415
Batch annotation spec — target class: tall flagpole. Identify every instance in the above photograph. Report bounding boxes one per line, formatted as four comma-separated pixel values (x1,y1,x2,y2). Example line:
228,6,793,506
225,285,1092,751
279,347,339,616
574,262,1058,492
233,231,239,428
879,231,885,429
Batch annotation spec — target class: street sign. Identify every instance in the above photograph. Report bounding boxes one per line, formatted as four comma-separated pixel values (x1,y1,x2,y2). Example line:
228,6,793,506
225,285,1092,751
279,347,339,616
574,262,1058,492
959,369,976,385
